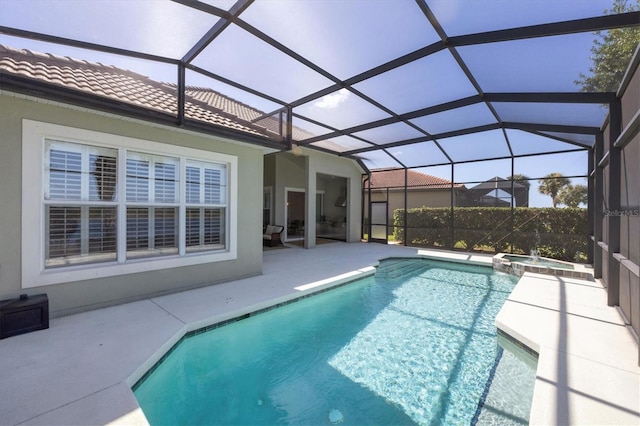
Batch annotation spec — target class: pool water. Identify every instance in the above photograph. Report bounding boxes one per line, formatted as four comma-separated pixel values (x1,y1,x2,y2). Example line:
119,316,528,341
133,258,536,425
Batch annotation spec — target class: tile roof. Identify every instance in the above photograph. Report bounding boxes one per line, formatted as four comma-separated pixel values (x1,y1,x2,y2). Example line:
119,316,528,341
185,86,264,123
0,45,271,138
369,169,464,190
0,44,375,154
186,86,320,142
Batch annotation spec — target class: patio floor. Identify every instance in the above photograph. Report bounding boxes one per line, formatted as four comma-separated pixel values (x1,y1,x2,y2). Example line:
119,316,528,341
0,242,637,425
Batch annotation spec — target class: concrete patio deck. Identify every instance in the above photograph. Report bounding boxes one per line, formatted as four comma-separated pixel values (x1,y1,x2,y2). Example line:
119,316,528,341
0,242,637,425
496,272,640,425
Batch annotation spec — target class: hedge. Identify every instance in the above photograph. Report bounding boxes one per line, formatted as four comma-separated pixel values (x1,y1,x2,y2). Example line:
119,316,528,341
393,207,588,262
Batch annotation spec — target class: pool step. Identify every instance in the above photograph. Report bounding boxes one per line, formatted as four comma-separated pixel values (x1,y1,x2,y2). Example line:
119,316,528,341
376,258,429,281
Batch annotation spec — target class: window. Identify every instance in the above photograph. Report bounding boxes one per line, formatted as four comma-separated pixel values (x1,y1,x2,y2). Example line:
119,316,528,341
185,160,226,253
45,141,118,267
125,152,180,259
23,120,237,287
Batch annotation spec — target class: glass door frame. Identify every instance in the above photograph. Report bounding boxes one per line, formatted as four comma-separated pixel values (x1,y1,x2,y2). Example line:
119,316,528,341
369,200,388,244
284,187,305,242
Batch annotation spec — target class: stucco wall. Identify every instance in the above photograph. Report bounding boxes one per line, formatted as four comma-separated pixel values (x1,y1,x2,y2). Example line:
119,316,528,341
0,93,264,317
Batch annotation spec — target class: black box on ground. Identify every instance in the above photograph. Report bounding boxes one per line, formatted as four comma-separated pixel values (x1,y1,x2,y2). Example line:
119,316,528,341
0,294,49,339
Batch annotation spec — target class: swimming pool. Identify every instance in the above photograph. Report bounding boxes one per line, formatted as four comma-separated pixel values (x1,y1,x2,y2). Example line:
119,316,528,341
133,258,535,425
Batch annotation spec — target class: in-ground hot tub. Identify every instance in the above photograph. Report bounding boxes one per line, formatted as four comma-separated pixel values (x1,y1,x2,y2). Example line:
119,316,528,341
493,253,592,280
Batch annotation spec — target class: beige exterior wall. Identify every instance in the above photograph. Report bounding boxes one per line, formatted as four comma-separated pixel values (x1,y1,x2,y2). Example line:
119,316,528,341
0,93,264,317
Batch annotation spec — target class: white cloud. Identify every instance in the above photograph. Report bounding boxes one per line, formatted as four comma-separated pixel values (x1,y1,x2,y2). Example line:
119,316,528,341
314,88,350,109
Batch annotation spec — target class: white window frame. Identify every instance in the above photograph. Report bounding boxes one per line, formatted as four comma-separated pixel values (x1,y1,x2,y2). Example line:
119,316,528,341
184,159,227,253
22,119,238,288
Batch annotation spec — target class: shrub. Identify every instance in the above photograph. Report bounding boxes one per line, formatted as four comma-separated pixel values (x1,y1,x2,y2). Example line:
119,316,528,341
393,207,588,261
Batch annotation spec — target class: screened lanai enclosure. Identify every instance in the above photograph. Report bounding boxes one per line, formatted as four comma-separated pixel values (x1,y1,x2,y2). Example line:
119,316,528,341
1,1,639,340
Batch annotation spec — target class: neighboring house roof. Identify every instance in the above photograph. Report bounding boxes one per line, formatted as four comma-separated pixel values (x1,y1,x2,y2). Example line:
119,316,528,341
368,169,464,190
469,176,526,191
0,45,278,138
467,176,530,207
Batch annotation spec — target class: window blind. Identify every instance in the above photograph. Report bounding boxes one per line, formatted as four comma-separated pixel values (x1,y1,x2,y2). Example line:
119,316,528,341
43,140,228,267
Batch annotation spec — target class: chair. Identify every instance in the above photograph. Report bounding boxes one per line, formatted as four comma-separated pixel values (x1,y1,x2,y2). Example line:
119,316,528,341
263,225,284,247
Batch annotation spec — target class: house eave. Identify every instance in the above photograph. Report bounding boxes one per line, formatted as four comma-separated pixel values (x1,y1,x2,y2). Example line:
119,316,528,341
0,73,289,152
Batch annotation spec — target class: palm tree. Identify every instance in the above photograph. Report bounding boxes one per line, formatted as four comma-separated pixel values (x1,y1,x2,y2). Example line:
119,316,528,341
508,174,531,189
538,173,570,207
558,184,588,208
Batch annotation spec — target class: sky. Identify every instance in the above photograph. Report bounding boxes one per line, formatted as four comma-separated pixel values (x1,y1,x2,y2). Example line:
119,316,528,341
0,0,617,208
